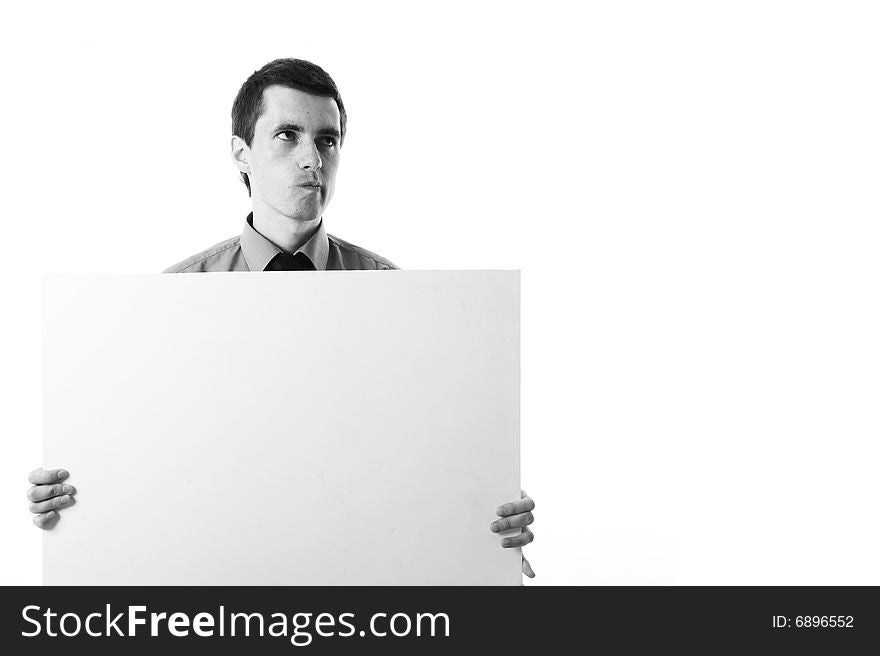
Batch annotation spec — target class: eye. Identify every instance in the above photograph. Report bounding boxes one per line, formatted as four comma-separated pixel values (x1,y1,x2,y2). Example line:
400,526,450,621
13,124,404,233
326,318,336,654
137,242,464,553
317,136,337,148
276,131,297,141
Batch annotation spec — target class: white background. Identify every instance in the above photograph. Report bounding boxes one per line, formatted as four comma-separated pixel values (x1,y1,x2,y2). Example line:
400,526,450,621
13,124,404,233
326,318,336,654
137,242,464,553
1,0,878,585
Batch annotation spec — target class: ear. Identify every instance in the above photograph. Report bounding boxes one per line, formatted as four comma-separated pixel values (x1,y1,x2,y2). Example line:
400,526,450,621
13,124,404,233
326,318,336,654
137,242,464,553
231,136,250,174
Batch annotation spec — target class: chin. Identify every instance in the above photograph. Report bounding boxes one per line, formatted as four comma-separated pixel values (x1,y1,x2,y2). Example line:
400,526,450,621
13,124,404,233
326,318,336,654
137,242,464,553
290,210,323,223
277,204,323,223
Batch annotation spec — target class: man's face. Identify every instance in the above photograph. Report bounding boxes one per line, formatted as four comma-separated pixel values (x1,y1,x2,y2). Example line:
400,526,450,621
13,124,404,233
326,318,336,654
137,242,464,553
238,85,341,222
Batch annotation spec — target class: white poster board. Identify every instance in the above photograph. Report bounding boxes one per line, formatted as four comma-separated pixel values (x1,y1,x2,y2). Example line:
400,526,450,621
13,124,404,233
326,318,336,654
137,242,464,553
42,271,520,585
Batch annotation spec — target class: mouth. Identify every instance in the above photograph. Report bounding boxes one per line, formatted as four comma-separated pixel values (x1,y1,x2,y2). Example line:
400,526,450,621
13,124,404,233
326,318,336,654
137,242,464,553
297,181,322,189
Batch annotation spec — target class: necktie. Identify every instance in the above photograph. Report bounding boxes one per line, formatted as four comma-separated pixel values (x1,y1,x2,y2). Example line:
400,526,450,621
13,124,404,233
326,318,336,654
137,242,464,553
266,252,315,271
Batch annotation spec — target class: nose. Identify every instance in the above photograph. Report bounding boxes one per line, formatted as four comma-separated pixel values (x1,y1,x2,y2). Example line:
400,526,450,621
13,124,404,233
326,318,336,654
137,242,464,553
297,141,322,171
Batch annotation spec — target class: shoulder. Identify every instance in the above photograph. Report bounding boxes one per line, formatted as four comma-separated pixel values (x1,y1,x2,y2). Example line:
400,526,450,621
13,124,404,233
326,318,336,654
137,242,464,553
328,234,399,270
162,236,241,273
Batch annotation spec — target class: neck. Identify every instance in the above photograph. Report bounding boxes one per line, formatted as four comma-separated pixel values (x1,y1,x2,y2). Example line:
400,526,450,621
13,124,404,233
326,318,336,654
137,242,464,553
251,203,321,253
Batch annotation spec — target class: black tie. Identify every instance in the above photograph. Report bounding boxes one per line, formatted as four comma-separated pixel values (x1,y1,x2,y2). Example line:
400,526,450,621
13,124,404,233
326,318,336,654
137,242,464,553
266,252,315,271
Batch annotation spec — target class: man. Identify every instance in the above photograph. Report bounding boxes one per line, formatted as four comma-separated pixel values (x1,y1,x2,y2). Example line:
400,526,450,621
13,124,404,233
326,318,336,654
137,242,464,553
27,58,536,577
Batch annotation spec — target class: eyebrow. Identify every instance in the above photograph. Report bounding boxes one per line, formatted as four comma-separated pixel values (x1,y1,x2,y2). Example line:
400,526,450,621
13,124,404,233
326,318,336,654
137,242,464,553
273,122,341,139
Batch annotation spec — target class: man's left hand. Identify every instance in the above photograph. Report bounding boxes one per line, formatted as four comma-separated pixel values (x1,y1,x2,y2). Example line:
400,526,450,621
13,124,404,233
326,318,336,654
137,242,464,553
490,490,536,578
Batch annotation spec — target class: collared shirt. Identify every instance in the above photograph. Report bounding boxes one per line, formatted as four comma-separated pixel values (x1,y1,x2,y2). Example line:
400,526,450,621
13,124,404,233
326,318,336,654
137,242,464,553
163,215,398,273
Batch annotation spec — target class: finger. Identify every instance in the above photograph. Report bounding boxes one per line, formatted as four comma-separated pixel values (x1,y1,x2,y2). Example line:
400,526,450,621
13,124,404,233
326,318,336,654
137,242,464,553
501,527,534,548
496,496,535,517
522,556,535,578
29,494,76,514
490,510,534,533
28,468,69,485
27,484,77,503
33,511,60,530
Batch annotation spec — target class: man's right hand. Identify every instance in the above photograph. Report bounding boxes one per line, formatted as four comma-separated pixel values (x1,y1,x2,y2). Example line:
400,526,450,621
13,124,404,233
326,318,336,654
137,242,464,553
27,468,77,530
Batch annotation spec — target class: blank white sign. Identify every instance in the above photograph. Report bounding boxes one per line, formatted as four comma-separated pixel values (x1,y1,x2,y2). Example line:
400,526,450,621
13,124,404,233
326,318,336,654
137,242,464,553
42,271,520,585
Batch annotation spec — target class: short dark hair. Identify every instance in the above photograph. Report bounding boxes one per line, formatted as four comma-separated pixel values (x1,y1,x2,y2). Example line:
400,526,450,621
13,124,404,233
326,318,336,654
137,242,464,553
232,58,347,194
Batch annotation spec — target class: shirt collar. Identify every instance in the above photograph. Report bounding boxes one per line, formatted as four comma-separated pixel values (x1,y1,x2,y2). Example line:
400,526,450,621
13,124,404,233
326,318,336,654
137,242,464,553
240,213,329,271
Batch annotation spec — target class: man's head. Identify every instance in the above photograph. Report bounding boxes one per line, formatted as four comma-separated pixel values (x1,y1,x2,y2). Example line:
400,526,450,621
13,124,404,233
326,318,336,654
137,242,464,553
231,59,346,223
